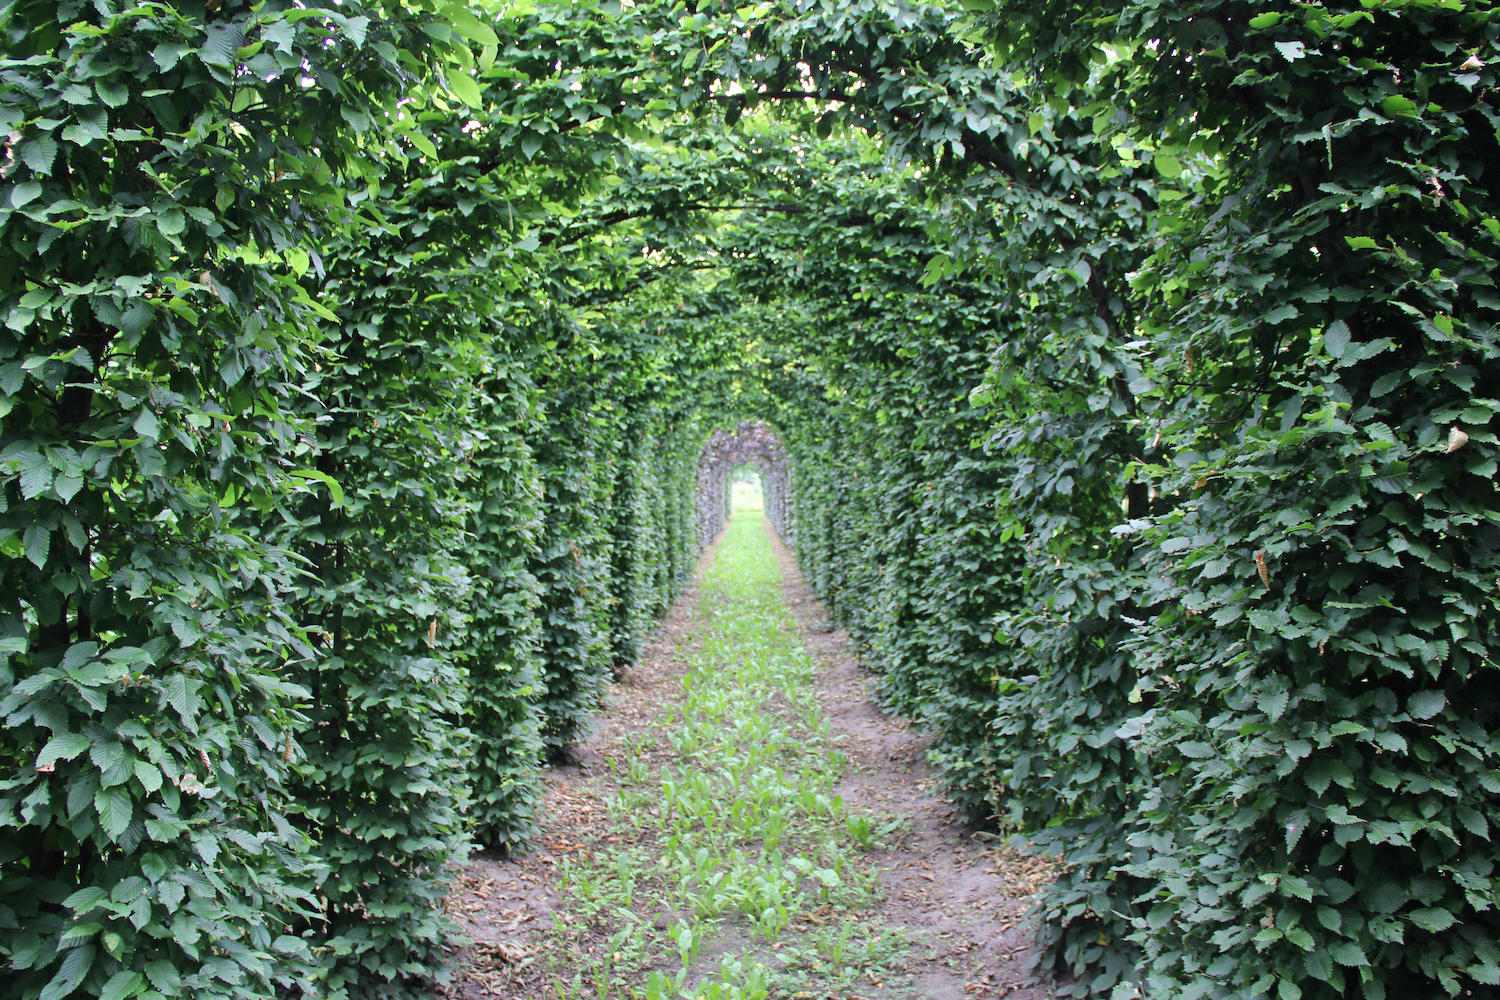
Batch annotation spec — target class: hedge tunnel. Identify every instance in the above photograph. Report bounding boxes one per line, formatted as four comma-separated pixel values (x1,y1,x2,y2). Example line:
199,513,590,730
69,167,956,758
3,0,1499,998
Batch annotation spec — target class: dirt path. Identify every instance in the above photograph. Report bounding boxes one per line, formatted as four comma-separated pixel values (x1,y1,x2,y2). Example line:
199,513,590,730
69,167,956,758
442,516,1054,999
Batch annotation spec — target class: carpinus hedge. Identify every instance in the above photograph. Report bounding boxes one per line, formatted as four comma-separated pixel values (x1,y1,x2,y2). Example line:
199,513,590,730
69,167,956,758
0,2,461,998
9,1,1500,999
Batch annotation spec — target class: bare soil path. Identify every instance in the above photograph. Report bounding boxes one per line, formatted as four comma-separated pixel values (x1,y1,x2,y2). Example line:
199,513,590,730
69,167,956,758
442,515,1055,1000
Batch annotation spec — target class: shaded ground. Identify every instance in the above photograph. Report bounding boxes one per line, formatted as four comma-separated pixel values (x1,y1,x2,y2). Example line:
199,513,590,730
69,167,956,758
441,518,1055,999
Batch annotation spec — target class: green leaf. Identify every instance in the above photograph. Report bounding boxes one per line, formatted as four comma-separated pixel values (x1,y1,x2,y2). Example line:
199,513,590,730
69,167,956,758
1408,907,1456,933
1324,320,1351,358
143,960,180,992
134,759,164,794
133,408,159,439
446,69,484,107
95,785,133,839
1381,95,1419,118
1345,236,1378,250
24,523,49,568
1154,153,1182,179
20,136,58,176
53,473,83,503
1248,11,1283,28
163,674,203,727
442,4,500,46
98,970,145,1000
286,248,311,278
290,469,345,507
1327,940,1368,966
37,731,92,768
21,461,52,499
63,886,109,913
157,208,185,236
10,180,41,208
41,943,94,1000
1408,690,1445,719
406,129,438,159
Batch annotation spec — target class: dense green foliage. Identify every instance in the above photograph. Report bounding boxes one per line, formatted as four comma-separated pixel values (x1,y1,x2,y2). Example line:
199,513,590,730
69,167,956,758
3,0,1498,998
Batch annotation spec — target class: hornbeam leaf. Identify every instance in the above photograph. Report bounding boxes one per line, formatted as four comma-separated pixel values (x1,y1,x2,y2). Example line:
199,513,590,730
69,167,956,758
1408,908,1457,933
290,469,346,508
95,785,133,839
24,523,49,568
1381,95,1418,118
442,4,500,46
1408,690,1445,719
1324,320,1351,358
446,69,484,108
37,731,91,768
98,970,144,1000
20,137,57,176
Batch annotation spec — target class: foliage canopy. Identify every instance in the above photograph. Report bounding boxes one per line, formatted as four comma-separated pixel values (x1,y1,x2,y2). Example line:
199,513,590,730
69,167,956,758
2,0,1497,997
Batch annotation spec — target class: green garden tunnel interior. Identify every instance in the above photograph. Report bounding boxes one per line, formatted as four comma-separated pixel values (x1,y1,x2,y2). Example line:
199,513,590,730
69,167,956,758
4,2,1500,998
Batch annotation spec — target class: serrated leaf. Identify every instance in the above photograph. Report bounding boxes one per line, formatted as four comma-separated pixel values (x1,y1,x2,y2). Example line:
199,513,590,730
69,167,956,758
1327,939,1368,966
63,886,109,913
1408,690,1445,719
41,943,94,1000
24,523,49,568
1325,320,1351,358
95,785,132,839
37,731,91,768
156,208,185,236
1345,236,1378,250
1275,40,1306,61
1456,805,1489,840
144,959,179,992
98,970,144,1000
10,180,41,208
53,473,83,503
133,759,163,794
1409,907,1456,932
1381,94,1418,118
163,674,202,727
289,469,345,507
21,461,53,500
446,69,484,107
94,80,130,108
20,136,58,176
133,408,159,439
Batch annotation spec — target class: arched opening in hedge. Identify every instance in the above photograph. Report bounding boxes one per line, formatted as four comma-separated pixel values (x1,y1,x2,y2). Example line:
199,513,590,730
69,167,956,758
694,421,792,549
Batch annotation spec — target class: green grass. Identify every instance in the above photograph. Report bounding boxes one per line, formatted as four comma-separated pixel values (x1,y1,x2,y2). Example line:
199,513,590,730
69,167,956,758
539,512,912,999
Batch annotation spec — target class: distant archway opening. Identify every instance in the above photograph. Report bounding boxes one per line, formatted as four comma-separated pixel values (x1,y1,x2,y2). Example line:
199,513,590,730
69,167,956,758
694,421,791,550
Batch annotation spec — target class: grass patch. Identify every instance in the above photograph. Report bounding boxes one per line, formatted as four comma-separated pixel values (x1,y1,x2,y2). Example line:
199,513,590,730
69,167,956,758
538,513,913,999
